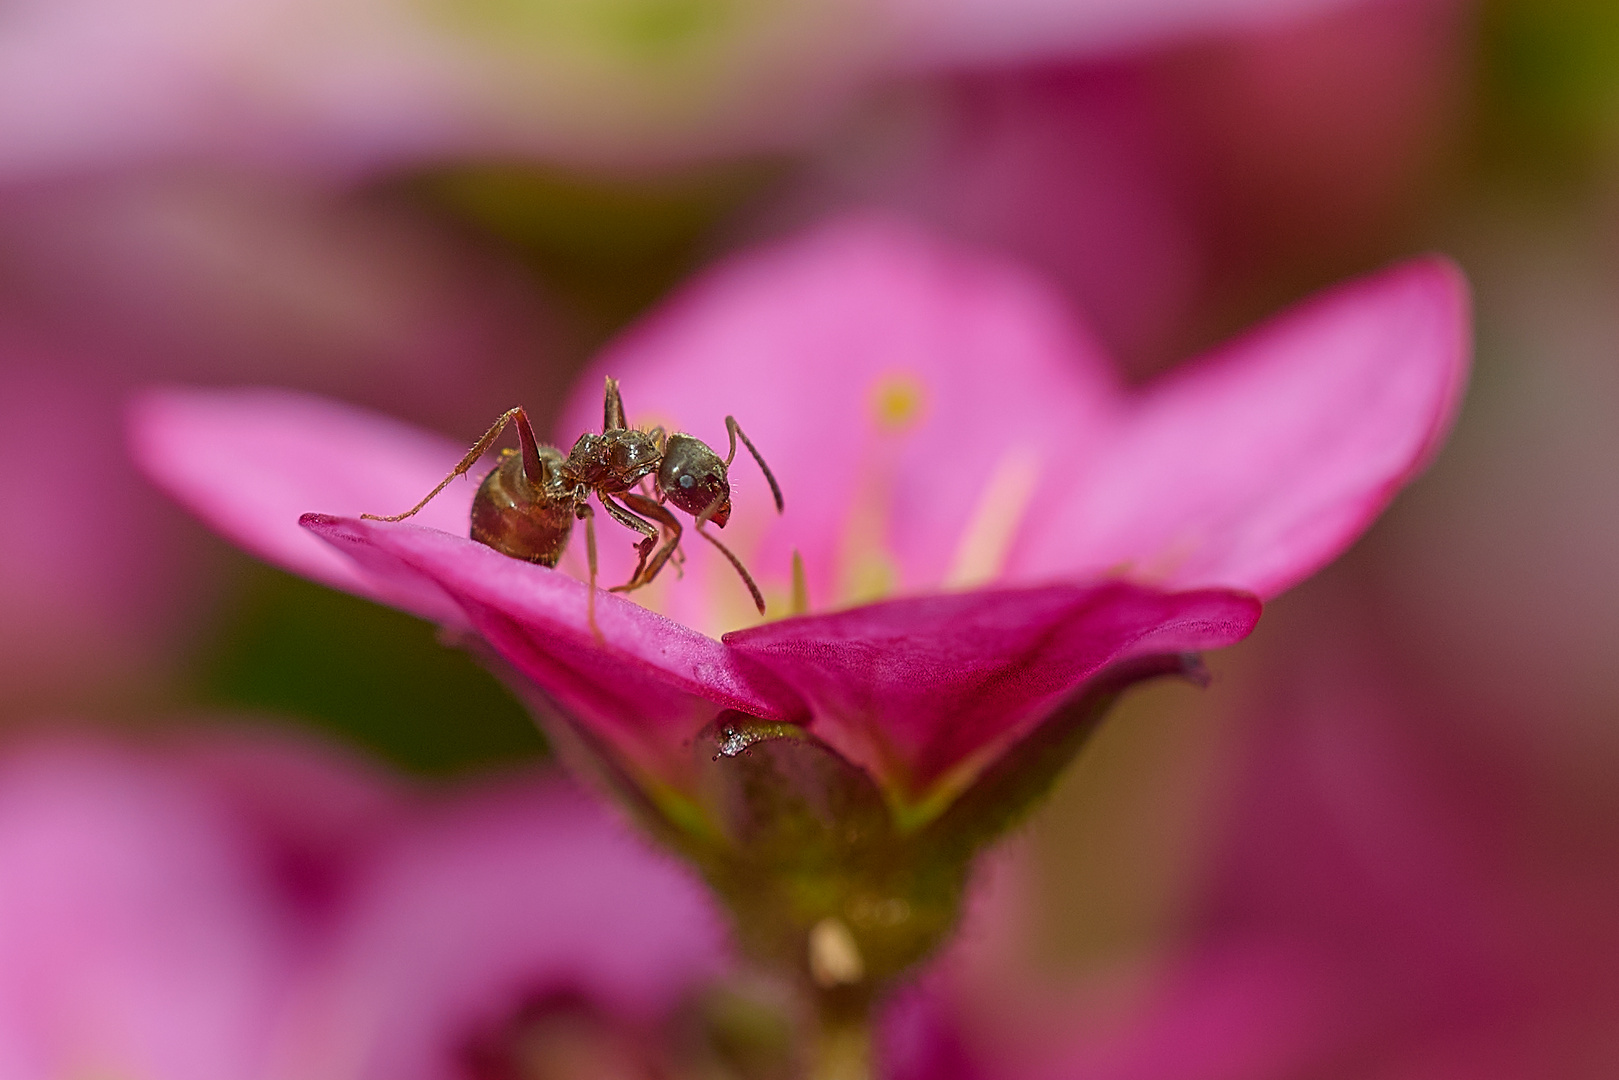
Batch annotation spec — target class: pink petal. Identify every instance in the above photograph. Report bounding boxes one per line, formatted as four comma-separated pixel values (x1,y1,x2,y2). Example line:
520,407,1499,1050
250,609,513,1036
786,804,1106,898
0,738,295,1080
556,216,1121,631
892,0,1362,68
171,725,410,921
557,221,1466,626
1014,256,1470,598
299,514,800,788
279,777,727,1080
1,367,196,707
725,582,1259,806
129,386,473,625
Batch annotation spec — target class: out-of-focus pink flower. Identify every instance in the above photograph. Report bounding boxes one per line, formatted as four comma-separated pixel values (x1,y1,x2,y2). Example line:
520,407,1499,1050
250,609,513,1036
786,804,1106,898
0,728,398,1080
274,777,729,1080
0,170,554,422
768,0,1467,373
0,726,731,1080
0,168,555,715
0,0,1383,178
133,216,1466,820
886,585,1619,1080
889,0,1362,69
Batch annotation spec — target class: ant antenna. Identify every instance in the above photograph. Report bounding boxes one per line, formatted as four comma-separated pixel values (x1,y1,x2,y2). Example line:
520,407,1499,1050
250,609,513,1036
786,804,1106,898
724,416,783,513
698,527,765,615
693,489,765,615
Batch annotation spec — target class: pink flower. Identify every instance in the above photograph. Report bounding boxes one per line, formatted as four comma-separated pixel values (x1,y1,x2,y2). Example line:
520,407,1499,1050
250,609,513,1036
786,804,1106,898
890,0,1363,69
0,168,554,714
0,727,729,1080
890,593,1619,1079
132,216,1467,825
274,775,729,1080
0,728,396,1080
0,0,1381,179
772,0,1468,374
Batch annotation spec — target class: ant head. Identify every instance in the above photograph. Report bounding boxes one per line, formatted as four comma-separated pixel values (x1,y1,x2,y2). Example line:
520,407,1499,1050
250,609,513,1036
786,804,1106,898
659,434,731,526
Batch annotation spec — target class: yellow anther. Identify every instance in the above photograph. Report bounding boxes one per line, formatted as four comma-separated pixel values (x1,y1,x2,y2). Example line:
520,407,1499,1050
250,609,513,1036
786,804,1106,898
869,373,927,433
791,549,810,616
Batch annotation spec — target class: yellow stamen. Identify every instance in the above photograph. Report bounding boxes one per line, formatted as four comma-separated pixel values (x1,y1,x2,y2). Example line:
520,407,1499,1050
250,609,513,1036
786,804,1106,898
791,549,809,616
943,445,1042,589
869,372,927,433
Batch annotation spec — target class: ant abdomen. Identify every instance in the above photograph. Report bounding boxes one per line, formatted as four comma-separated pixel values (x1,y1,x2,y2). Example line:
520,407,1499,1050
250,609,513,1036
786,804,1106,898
471,445,574,566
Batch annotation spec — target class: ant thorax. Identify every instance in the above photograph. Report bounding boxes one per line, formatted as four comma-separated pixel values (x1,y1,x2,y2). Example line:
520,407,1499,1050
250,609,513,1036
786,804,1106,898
563,429,662,494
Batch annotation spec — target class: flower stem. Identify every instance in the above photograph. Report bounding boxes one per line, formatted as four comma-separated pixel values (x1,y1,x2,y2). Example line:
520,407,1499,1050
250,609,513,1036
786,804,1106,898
811,1011,871,1080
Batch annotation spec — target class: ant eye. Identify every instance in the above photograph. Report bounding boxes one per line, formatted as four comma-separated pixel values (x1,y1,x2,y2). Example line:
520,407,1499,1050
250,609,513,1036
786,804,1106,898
679,474,695,489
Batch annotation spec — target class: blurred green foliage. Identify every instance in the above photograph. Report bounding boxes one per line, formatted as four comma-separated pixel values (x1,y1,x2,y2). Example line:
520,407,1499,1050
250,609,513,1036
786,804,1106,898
417,161,777,345
451,0,733,57
1478,0,1619,176
197,563,546,775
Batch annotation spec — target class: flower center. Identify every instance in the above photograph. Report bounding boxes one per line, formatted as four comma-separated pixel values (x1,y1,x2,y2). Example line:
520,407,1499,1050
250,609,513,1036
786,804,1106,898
829,373,1041,606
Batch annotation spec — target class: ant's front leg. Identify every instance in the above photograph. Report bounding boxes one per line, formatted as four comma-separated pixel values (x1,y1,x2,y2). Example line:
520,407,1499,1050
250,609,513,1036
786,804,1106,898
620,493,683,589
598,493,660,589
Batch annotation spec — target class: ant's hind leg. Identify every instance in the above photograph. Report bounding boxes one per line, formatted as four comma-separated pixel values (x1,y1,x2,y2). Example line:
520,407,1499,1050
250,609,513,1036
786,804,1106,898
363,407,528,522
724,416,784,513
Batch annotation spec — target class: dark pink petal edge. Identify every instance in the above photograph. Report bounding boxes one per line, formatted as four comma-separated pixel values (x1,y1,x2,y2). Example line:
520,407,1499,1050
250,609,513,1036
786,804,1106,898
299,514,801,784
725,581,1261,807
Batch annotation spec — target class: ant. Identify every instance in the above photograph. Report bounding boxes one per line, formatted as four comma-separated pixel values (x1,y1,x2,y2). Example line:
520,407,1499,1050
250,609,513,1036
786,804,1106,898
362,377,784,631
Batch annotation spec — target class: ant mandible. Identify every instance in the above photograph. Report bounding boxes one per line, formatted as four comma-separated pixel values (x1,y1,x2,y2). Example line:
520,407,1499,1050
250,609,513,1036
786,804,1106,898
362,377,784,631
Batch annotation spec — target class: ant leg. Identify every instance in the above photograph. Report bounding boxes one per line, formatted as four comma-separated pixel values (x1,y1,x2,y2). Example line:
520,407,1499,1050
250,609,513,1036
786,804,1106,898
620,492,683,589
695,523,766,615
724,416,784,513
598,493,660,588
362,406,539,522
639,427,668,503
603,377,627,432
579,502,601,640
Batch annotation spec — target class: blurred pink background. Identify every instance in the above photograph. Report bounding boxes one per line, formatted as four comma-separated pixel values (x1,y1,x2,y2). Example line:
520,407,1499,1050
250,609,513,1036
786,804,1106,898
4,0,1619,1074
